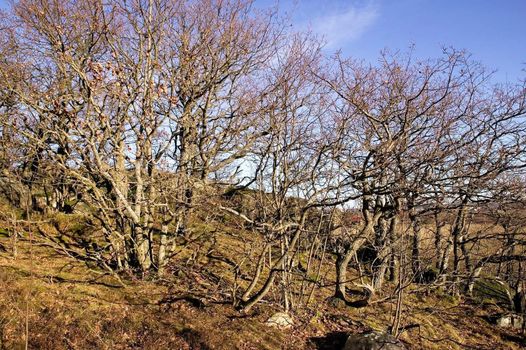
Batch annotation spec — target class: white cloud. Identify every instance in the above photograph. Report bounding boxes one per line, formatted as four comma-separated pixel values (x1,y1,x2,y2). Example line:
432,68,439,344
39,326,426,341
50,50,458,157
310,4,379,48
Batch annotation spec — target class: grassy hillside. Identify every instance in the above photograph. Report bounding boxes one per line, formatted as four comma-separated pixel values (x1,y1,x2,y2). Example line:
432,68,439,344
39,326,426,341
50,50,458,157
0,201,524,350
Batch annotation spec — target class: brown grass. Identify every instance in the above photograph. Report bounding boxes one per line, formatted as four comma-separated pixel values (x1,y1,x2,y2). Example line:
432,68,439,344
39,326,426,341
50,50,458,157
0,205,524,349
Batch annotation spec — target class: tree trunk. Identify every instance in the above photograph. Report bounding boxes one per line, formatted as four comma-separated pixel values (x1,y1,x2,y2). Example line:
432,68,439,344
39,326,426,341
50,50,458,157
434,212,445,270
334,227,372,300
452,199,468,294
157,224,169,275
388,215,399,282
241,243,269,301
241,216,306,313
372,214,392,291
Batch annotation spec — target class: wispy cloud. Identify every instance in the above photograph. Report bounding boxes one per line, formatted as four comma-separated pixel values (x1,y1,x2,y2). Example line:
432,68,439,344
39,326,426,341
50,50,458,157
310,4,379,48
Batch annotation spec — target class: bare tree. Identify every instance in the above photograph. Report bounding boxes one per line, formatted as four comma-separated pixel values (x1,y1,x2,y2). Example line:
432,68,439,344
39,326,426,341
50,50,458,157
320,49,519,301
0,0,285,275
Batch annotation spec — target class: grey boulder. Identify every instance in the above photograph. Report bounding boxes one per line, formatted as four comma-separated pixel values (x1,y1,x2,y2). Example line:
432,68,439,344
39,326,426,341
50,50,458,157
343,331,406,350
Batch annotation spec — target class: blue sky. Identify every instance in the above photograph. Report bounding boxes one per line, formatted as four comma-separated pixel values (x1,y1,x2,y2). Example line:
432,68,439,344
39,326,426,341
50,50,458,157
1,0,524,83
257,0,526,83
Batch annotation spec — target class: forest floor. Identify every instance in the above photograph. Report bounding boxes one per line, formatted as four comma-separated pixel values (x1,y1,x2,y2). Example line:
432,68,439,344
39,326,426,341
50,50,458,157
0,208,524,349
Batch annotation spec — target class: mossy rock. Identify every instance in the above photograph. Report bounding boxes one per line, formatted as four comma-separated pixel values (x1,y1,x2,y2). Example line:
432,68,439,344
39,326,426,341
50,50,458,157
52,213,88,236
472,277,512,306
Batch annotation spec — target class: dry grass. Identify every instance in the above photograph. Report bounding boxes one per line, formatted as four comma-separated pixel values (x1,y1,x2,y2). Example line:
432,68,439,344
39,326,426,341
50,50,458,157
0,205,524,349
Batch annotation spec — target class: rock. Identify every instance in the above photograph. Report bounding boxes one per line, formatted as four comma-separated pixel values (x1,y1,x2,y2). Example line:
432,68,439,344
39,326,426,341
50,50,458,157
473,278,513,306
265,312,293,329
496,313,524,329
343,331,406,350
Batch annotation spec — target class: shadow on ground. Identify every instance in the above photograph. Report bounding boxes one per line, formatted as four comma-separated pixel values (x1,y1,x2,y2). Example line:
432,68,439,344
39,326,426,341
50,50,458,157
179,328,212,350
309,331,348,350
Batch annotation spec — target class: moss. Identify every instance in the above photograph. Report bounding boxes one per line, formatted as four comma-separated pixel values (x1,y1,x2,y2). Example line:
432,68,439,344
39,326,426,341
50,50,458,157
306,273,321,283
0,227,9,237
52,213,87,235
472,277,511,306
32,191,47,198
